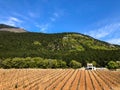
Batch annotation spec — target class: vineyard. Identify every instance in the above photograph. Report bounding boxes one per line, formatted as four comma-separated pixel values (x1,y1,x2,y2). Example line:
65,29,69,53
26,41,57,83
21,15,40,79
0,69,120,90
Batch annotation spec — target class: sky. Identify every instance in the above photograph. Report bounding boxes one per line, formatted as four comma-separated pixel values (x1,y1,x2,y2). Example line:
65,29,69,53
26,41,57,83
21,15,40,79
0,0,120,45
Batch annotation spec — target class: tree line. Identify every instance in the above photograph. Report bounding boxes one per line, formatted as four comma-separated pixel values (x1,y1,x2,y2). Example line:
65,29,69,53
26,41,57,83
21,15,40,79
0,57,81,69
0,57,119,69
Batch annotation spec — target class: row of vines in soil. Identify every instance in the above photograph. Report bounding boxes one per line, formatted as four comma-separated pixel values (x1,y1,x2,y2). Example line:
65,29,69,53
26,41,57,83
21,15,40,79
0,69,120,90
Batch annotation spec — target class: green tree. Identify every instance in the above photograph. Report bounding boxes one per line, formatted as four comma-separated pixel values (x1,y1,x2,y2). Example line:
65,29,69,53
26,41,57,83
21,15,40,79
69,60,81,69
0,59,2,68
51,60,58,68
116,61,120,68
33,41,41,46
57,60,67,68
92,61,97,66
2,58,12,68
42,59,49,68
107,61,118,69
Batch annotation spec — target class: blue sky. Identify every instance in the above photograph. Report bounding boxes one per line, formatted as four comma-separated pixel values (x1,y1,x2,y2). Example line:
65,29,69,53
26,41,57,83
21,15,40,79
0,0,120,45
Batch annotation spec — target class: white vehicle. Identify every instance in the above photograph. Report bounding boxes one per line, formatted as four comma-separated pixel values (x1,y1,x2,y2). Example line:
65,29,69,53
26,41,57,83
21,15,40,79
86,63,96,70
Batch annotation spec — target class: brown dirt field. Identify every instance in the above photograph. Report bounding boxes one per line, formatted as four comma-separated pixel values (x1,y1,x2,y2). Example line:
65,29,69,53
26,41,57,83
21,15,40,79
85,70,94,90
88,71,102,90
78,70,86,90
70,70,80,90
0,69,120,90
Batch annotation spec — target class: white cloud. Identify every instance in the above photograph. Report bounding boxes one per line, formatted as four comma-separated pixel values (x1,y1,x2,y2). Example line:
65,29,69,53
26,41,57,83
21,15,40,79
53,12,59,17
107,38,120,45
1,20,14,26
50,17,56,22
13,12,30,21
36,12,61,32
50,12,60,22
9,17,22,23
0,16,22,26
36,24,49,32
29,12,35,17
28,12,39,18
87,23,120,39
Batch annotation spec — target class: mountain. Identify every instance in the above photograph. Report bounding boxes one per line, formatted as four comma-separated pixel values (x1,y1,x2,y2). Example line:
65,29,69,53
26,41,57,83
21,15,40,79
0,24,120,66
0,24,27,33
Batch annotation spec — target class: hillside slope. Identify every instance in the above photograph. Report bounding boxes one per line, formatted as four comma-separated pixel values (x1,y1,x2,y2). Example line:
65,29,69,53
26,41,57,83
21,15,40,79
0,24,27,33
0,31,120,66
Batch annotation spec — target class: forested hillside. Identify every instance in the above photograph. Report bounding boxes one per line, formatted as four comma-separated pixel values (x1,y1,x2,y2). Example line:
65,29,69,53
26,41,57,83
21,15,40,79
0,31,120,67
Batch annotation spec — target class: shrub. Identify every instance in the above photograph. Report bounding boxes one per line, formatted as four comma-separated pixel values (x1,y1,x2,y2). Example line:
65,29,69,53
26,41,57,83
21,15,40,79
69,60,81,69
107,61,118,69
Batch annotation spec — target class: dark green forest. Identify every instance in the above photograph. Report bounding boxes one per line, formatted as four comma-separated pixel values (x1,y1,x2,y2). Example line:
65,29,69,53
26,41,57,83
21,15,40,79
0,31,120,68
